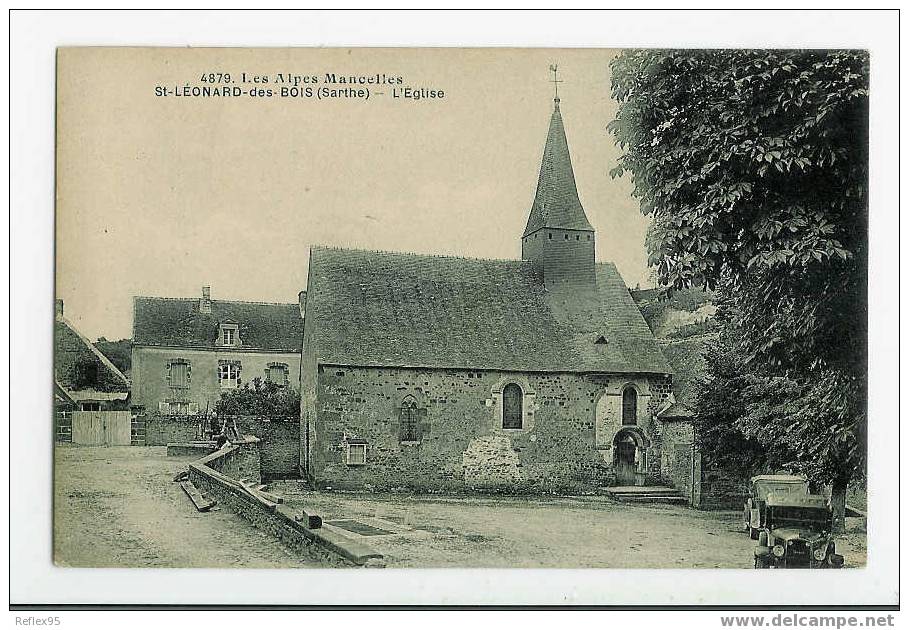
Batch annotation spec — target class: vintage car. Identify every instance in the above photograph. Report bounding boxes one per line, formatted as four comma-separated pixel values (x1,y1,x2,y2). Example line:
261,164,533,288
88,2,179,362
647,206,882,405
753,492,845,569
743,474,809,539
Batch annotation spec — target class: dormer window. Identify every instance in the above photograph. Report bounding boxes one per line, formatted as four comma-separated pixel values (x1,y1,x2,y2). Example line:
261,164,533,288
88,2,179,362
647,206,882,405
218,322,239,347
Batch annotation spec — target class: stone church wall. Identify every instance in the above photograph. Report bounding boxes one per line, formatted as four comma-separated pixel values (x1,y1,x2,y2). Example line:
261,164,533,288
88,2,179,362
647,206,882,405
305,365,674,494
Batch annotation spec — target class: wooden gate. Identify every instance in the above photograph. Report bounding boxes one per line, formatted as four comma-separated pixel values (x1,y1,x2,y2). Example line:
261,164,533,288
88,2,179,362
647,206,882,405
71,411,131,446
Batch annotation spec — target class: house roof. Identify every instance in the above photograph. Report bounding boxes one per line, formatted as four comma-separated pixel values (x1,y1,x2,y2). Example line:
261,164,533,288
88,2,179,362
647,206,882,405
522,100,594,237
304,246,671,374
55,314,131,394
133,296,303,351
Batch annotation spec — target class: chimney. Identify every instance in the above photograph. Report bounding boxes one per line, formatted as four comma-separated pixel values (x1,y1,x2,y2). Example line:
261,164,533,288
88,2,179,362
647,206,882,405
55,299,64,317
200,286,212,314
298,290,306,320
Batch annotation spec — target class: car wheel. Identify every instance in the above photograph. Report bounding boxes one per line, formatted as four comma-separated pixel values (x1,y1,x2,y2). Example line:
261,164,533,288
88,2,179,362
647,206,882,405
754,556,768,569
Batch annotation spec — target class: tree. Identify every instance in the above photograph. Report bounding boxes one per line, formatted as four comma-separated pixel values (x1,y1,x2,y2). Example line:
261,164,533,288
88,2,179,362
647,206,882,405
609,50,868,530
214,377,300,419
95,338,132,375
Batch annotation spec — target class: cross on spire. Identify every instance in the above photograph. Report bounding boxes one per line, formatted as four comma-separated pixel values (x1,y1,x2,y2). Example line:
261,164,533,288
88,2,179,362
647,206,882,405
549,64,563,105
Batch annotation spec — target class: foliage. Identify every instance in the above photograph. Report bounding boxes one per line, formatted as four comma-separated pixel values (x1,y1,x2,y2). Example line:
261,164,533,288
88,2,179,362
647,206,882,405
95,338,132,374
609,50,868,498
214,377,300,419
695,328,775,474
665,319,716,340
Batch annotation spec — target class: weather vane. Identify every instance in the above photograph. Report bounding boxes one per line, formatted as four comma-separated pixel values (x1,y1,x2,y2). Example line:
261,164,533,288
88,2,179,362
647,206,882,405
549,64,563,101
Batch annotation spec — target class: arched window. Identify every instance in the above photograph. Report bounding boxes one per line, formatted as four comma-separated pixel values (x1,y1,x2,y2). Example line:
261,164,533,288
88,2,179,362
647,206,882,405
622,387,638,425
400,398,421,443
503,383,523,429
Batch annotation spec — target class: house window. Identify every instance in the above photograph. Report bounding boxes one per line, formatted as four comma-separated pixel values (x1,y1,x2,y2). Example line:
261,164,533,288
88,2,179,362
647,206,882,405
80,402,101,412
267,364,288,386
622,387,638,425
218,362,241,389
503,383,523,429
218,322,240,347
346,442,367,466
400,398,423,443
169,359,190,388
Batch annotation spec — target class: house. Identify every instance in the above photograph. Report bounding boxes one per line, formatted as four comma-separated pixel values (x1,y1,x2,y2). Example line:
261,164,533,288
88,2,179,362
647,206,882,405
130,286,304,415
299,95,698,493
54,299,131,441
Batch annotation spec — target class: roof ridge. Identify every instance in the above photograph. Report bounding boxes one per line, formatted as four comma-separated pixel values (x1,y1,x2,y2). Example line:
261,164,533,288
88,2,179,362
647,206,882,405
311,244,526,264
134,295,298,307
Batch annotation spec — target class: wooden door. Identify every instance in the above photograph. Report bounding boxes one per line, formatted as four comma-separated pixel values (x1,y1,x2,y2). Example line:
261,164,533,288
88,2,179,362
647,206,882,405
105,411,132,445
72,411,104,445
72,411,131,445
615,441,637,485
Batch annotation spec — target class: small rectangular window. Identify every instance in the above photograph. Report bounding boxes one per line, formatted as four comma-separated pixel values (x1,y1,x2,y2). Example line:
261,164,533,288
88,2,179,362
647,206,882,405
346,443,367,465
223,328,235,346
80,402,101,412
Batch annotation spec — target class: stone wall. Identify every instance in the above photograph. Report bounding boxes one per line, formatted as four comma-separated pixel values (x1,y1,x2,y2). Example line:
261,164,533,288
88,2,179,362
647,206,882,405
130,413,145,446
247,419,300,479
698,468,750,510
145,414,202,445
660,419,696,499
305,365,674,493
55,409,72,443
139,413,299,476
187,441,380,566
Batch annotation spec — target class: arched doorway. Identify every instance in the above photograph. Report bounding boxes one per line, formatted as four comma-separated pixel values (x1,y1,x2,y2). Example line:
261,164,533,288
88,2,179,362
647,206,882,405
613,428,647,486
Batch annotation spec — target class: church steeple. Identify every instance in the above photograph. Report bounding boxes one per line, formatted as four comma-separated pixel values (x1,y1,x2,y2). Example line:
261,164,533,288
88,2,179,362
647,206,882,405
522,87,594,238
521,75,597,293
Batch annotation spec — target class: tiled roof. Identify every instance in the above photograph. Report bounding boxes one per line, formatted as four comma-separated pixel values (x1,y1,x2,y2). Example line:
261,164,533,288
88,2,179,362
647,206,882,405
305,246,671,374
133,296,303,351
523,101,594,237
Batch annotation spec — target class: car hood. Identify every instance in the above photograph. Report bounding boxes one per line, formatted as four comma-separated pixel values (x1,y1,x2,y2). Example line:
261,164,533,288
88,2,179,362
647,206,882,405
771,527,828,543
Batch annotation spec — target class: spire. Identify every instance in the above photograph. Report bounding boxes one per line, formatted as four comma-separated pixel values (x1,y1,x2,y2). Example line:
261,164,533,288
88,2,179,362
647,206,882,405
522,94,594,238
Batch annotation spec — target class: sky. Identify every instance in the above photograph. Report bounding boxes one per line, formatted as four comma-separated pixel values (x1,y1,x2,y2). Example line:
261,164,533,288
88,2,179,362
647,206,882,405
56,47,652,341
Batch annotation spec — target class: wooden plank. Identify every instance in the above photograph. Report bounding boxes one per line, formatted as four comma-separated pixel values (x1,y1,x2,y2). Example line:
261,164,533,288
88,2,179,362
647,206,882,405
180,480,216,512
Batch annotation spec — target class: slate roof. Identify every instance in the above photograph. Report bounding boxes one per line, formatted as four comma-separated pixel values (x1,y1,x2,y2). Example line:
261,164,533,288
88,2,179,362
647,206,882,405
305,246,671,374
523,101,594,237
133,296,303,351
55,314,130,394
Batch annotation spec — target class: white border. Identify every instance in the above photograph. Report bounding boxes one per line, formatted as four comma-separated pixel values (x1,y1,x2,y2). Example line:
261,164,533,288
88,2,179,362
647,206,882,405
9,9,900,607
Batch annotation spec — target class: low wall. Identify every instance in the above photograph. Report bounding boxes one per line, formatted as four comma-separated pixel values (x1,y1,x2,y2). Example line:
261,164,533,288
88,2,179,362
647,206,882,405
142,414,299,477
187,440,383,567
146,414,202,446
244,419,299,479
698,471,748,510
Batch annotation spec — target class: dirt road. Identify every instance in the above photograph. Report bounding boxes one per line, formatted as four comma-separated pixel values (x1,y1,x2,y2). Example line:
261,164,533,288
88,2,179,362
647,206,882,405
273,482,868,569
53,445,323,568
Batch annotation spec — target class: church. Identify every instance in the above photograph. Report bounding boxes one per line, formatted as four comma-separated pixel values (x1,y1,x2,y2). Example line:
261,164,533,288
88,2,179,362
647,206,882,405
298,93,697,495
